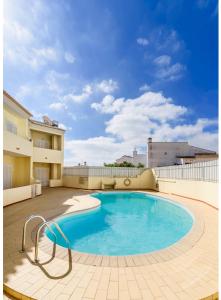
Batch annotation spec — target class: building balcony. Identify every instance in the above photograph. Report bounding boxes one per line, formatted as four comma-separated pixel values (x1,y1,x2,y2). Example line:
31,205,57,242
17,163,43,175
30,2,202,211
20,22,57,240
3,130,32,156
32,147,63,163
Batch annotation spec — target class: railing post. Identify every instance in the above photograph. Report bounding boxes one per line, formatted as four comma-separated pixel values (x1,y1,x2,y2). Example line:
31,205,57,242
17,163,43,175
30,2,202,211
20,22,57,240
20,215,46,253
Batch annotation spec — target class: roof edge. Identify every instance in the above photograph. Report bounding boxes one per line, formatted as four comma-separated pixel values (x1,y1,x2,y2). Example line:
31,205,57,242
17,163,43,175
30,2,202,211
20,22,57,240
29,119,65,131
3,90,33,117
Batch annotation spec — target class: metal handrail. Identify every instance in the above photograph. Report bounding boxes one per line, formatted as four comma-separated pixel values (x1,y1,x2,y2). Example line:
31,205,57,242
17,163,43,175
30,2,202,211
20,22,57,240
34,221,57,262
20,215,46,253
34,220,70,263
20,215,71,265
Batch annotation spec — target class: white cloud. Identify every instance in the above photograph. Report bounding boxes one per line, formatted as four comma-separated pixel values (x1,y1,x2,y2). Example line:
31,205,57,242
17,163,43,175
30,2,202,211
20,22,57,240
154,62,185,81
96,79,118,93
139,84,151,92
64,137,131,166
64,52,76,63
33,47,58,61
67,112,78,121
45,70,69,95
150,27,184,54
15,85,32,99
153,55,185,81
59,123,72,131
4,2,64,70
154,55,171,66
92,95,125,114
30,110,46,122
5,45,59,70
137,38,149,46
104,92,188,143
63,84,93,103
4,20,34,44
90,91,217,153
65,90,217,165
49,102,67,110
151,118,218,142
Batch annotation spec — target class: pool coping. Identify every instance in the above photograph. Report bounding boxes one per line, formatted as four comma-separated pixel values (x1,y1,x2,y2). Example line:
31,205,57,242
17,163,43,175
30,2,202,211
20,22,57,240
4,187,218,300
32,191,205,267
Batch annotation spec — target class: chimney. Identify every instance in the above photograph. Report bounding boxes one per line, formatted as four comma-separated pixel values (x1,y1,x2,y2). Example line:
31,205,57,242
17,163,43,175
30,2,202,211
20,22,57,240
133,147,138,157
148,137,152,143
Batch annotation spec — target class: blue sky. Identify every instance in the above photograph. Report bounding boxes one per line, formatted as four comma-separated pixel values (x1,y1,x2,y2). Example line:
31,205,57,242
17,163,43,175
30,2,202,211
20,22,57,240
4,0,218,165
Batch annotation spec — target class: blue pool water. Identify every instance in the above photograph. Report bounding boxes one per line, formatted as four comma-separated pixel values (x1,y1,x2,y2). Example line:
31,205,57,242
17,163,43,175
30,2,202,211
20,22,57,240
45,192,193,255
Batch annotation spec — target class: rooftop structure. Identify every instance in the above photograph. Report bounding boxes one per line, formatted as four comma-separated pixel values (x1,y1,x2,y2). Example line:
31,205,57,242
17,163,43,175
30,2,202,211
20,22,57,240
147,137,218,168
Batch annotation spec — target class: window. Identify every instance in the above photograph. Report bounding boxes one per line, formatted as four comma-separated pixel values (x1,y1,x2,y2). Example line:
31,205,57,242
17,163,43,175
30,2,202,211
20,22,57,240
5,120,17,135
34,167,50,187
164,152,167,155
34,139,50,149
3,163,13,189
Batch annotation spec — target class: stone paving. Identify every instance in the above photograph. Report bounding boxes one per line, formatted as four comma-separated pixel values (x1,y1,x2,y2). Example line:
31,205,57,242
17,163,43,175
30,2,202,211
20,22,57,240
3,187,218,300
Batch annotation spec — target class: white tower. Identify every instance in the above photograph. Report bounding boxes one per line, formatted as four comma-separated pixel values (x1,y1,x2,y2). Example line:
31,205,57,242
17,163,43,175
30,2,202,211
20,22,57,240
133,147,138,158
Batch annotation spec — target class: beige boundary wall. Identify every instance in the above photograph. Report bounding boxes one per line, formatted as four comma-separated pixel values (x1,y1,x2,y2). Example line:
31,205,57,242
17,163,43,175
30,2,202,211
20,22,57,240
3,183,42,207
63,169,156,190
3,185,32,206
157,178,218,208
49,179,63,187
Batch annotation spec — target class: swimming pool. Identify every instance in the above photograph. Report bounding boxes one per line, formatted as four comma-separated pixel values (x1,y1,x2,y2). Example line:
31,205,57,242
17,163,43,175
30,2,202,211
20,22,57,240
45,192,194,256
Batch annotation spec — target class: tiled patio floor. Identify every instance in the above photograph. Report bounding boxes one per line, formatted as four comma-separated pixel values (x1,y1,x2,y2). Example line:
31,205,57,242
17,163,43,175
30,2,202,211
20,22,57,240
3,188,218,300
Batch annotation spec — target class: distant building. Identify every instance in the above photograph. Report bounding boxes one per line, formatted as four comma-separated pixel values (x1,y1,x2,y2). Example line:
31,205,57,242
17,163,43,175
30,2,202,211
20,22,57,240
147,137,218,168
116,148,146,166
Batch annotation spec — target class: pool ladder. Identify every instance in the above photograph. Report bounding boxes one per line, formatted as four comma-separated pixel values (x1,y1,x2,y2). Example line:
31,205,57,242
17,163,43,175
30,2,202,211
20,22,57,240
20,215,70,264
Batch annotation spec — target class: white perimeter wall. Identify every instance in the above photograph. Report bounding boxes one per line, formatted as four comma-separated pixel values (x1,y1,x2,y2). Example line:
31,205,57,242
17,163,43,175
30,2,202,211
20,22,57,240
157,178,218,208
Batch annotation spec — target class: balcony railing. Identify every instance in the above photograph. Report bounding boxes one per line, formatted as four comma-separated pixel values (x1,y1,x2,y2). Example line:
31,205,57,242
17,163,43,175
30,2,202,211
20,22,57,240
33,147,63,163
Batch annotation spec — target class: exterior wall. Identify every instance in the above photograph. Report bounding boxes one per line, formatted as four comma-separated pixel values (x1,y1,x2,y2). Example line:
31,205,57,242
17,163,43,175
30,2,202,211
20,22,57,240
148,142,189,168
194,154,218,162
63,176,89,189
29,122,64,181
3,185,32,206
156,178,218,208
4,131,33,156
4,106,29,139
147,141,217,168
4,154,31,188
32,147,63,164
63,169,156,190
178,155,218,165
3,91,65,206
49,179,63,187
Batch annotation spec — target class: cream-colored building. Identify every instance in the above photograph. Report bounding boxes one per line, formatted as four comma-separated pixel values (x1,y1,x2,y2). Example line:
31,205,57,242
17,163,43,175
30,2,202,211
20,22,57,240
147,137,218,168
116,149,146,166
3,90,65,206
